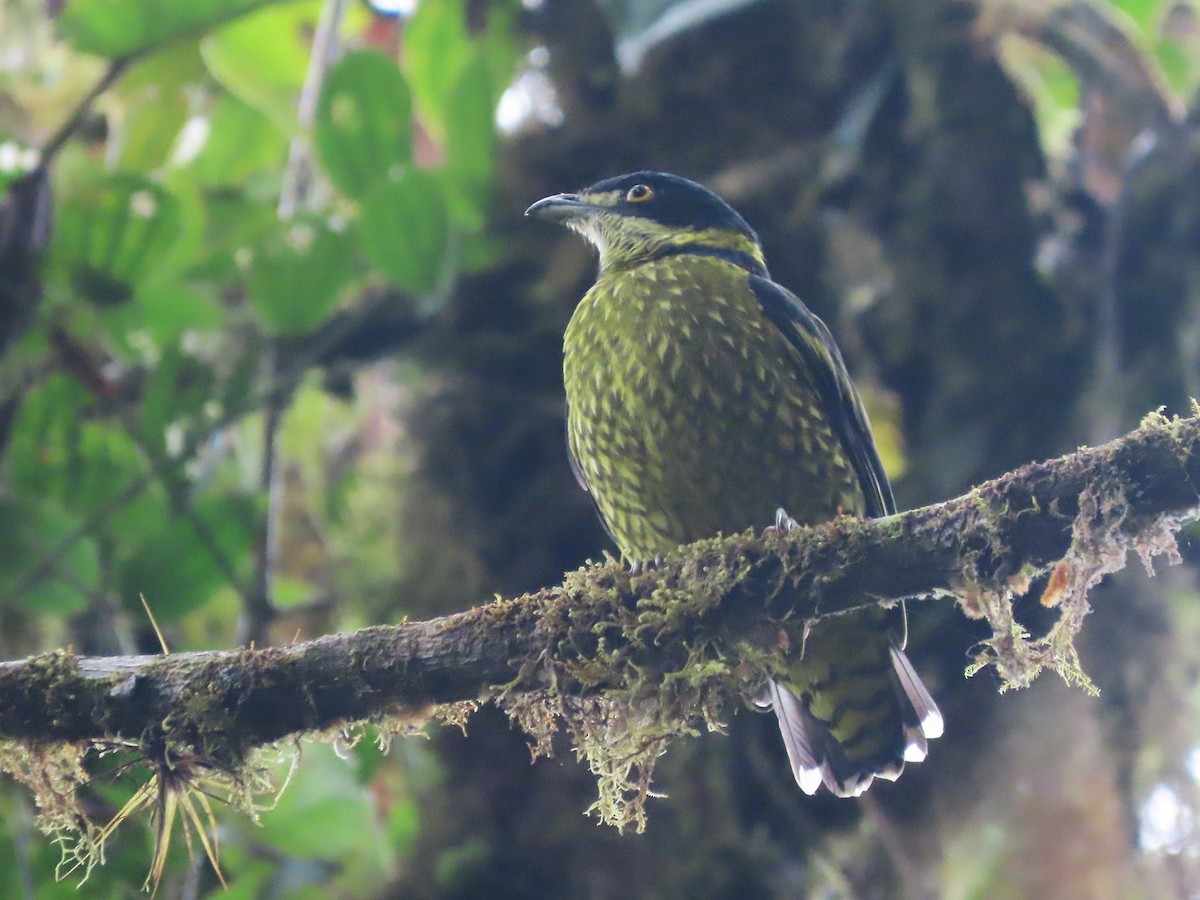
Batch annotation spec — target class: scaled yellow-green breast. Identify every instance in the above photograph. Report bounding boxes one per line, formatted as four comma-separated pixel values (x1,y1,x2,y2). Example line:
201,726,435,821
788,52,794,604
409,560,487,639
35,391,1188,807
527,171,941,797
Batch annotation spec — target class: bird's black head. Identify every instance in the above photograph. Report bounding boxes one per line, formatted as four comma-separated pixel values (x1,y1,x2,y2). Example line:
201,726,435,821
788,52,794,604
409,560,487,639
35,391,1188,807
575,172,758,237
526,171,762,273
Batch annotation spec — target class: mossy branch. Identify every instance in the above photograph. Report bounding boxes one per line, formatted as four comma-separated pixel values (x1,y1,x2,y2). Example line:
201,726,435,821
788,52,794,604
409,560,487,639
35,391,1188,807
2,409,1199,837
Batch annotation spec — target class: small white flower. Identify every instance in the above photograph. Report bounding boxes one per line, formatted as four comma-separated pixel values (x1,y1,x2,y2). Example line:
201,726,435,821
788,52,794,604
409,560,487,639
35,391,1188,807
286,224,315,253
127,329,161,366
129,190,158,219
171,116,210,168
0,141,19,171
165,421,187,458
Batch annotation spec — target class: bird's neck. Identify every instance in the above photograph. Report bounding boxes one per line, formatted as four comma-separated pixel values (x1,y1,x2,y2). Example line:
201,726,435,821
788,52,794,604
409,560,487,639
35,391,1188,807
596,228,766,277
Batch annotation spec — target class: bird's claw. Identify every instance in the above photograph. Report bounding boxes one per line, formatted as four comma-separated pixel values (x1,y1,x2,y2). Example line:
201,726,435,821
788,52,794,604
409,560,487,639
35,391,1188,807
750,680,775,710
763,506,801,538
629,556,664,576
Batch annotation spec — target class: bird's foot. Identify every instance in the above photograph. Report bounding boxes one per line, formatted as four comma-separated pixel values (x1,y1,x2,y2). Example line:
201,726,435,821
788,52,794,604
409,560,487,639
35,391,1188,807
750,680,775,710
762,506,801,538
629,556,664,577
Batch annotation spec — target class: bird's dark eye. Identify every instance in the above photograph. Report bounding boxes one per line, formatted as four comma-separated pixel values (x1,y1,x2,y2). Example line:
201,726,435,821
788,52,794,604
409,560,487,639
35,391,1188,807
626,184,653,203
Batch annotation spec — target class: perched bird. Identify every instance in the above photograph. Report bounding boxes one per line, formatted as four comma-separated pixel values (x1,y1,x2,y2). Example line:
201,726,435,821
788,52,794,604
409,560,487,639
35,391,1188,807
526,171,942,797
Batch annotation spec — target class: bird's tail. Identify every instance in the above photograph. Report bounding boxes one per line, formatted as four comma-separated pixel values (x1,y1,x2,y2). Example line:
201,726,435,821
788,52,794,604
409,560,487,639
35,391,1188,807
758,613,942,797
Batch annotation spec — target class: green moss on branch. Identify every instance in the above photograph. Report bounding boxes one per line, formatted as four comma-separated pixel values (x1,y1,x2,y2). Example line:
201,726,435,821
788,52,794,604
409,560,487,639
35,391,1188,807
1,410,1199,838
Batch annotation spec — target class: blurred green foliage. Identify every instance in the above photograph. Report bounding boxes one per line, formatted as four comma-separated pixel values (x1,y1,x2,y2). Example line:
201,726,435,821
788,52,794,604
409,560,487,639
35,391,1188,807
0,0,519,893
6,0,1200,894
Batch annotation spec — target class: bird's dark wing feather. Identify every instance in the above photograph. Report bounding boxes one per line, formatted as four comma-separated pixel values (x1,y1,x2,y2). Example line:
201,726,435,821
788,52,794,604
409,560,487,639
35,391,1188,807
749,274,895,518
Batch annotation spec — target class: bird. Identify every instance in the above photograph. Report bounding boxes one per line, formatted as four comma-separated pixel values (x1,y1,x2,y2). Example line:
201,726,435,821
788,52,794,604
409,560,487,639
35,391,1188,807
525,171,942,797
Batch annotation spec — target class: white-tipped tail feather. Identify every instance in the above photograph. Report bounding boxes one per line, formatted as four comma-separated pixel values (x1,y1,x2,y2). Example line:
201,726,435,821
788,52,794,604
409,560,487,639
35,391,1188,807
762,645,942,797
890,645,942,740
763,680,824,795
921,708,944,741
903,728,928,763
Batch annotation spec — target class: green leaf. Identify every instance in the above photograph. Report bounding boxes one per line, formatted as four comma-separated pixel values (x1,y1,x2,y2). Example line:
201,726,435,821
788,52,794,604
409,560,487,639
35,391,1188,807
7,375,91,502
1112,0,1166,38
359,171,449,293
187,192,278,282
114,44,206,170
1155,38,1200,98
193,95,289,186
58,0,274,59
247,215,356,335
214,860,274,900
446,52,496,185
138,342,217,457
201,1,319,131
401,2,516,225
8,377,146,517
403,0,473,137
996,36,1080,161
54,173,182,305
103,281,223,348
256,745,378,859
442,51,497,227
315,50,412,199
0,498,100,614
388,796,421,855
117,491,257,621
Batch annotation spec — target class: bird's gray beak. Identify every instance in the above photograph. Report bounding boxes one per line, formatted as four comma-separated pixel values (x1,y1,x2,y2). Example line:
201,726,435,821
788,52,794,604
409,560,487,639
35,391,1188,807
525,193,594,223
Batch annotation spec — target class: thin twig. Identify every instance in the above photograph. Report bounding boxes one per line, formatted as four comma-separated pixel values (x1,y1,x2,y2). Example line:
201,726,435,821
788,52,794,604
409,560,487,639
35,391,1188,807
243,349,283,645
38,58,133,164
277,0,347,219
242,0,348,644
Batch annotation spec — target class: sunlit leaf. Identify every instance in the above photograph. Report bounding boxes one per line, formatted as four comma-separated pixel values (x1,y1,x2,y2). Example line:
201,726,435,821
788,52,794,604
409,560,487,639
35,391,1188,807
402,0,473,137
114,44,206,170
58,0,274,59
1111,0,1167,38
442,51,496,227
315,50,412,199
997,35,1080,161
359,170,449,293
247,215,356,335
388,796,420,855
201,1,319,130
401,2,515,224
192,95,289,186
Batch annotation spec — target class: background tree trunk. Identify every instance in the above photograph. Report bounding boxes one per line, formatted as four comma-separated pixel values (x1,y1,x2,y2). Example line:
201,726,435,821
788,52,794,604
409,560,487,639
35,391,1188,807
385,1,1200,895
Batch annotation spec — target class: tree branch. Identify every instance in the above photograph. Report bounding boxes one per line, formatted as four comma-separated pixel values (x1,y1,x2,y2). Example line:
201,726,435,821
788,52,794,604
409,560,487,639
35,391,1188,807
1,410,1198,762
